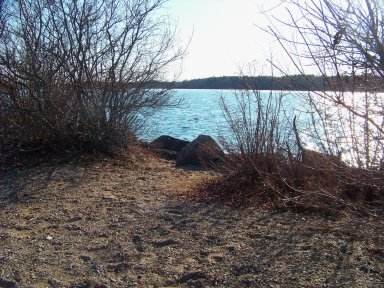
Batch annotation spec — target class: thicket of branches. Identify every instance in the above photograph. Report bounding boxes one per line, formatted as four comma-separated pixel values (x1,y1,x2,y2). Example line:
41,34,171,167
202,0,384,216
266,0,384,170
0,0,184,163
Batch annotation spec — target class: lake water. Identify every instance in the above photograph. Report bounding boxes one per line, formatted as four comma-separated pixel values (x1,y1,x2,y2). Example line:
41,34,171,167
140,89,383,168
141,89,225,142
141,89,297,143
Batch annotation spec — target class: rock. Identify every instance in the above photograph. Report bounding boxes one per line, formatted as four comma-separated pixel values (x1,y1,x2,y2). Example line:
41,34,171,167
149,135,189,152
175,135,224,167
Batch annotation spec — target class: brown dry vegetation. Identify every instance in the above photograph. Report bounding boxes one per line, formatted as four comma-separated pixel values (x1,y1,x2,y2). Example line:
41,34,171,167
0,147,384,288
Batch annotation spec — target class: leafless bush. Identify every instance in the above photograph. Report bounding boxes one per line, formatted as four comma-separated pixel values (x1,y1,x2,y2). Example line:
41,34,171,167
218,77,294,177
0,0,185,163
205,74,384,217
263,0,384,170
211,76,295,208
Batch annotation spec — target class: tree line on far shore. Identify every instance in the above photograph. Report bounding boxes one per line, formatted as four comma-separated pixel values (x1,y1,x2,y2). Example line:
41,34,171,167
154,75,383,91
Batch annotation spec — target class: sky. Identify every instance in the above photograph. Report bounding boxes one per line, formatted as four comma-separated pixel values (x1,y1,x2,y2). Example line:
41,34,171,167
163,0,288,80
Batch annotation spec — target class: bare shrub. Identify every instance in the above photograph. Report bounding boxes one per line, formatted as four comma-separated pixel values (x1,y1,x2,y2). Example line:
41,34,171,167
206,76,297,208
263,0,384,170
262,0,384,216
0,0,185,164
194,74,384,217
218,79,293,176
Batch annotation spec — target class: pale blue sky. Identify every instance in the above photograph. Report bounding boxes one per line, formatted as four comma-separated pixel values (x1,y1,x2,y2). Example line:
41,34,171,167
163,0,286,80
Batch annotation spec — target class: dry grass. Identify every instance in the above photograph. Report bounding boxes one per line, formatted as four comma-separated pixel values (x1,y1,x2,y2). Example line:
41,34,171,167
187,150,384,223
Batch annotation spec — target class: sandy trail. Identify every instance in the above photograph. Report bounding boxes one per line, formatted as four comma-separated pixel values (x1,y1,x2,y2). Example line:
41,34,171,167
0,155,383,287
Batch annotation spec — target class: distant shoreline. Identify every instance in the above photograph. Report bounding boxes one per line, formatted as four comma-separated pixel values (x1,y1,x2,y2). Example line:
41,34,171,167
154,75,383,92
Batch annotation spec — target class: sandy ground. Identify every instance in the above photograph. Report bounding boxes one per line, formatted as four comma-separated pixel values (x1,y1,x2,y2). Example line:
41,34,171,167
0,150,383,287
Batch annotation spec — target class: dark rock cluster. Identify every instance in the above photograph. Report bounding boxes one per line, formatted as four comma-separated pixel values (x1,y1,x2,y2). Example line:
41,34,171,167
145,135,225,167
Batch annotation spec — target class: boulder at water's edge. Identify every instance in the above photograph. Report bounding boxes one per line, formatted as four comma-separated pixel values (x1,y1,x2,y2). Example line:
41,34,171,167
149,135,189,152
176,135,225,166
